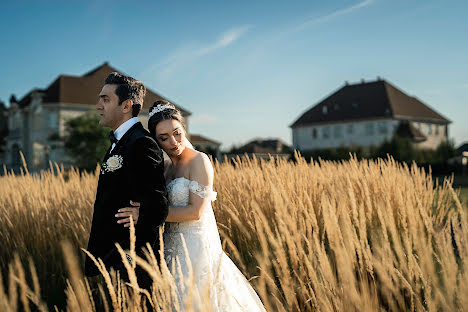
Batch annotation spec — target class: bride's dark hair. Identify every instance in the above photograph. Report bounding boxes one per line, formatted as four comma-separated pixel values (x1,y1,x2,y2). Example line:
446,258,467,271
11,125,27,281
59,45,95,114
148,100,185,139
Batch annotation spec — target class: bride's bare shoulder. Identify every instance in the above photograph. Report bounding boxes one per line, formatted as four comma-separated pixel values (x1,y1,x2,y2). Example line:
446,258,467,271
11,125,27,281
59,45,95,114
188,151,213,181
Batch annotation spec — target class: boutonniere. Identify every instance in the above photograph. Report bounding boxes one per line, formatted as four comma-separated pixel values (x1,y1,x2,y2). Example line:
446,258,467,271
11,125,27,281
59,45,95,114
101,155,123,174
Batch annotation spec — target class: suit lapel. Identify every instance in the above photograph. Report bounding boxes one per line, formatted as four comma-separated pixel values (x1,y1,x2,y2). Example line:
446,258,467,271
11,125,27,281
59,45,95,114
109,122,143,156
102,145,113,162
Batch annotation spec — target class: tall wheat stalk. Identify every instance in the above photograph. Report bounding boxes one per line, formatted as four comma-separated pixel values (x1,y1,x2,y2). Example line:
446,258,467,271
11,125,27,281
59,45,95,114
0,153,466,311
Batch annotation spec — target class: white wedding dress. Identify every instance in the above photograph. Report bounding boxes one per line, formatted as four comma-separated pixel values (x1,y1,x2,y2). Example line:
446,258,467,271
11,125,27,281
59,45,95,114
163,177,266,312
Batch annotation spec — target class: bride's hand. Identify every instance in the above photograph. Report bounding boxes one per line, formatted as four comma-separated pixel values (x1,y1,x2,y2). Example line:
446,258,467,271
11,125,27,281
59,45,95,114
115,200,140,227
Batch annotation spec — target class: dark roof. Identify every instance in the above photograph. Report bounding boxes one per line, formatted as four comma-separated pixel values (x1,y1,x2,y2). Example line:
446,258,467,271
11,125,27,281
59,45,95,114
394,120,427,142
233,138,290,154
458,143,468,153
16,62,190,115
190,134,221,146
291,79,450,128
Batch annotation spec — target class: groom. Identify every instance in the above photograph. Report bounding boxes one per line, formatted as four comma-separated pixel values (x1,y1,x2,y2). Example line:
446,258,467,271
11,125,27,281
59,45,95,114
84,72,168,289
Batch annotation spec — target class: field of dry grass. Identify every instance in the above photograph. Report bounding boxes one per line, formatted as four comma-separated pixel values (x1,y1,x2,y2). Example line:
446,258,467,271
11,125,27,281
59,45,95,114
0,153,467,311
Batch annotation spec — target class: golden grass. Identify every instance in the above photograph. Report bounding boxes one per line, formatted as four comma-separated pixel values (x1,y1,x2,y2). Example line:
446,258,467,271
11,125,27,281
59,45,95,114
0,153,467,311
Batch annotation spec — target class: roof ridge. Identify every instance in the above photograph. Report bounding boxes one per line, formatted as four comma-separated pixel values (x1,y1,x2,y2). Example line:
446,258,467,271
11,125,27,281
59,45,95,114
83,62,113,77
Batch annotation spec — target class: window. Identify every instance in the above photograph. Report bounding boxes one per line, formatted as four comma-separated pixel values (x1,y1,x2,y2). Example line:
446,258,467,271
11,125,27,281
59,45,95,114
378,122,387,134
322,126,330,139
334,125,343,138
11,144,21,166
425,123,432,135
347,124,354,134
434,124,439,135
322,106,328,114
48,111,57,129
312,128,317,139
12,112,20,129
365,122,375,136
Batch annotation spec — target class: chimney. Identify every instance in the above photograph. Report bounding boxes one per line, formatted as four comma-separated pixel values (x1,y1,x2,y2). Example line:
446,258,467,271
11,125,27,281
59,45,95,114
9,94,17,105
360,78,365,84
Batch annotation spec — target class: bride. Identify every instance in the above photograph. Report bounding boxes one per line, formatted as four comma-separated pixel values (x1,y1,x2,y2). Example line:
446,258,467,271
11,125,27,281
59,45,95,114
118,100,266,311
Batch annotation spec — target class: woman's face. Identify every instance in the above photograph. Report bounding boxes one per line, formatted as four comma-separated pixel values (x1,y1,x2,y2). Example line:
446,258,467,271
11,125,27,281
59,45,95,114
155,119,186,157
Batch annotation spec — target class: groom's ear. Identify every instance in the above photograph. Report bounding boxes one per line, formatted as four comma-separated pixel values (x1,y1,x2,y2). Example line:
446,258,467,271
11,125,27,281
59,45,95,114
121,99,133,114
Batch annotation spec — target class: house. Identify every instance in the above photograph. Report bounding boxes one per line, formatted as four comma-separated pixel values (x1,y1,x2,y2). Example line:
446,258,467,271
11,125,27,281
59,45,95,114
228,138,291,160
290,78,451,151
448,143,468,173
189,134,221,160
0,100,8,162
458,143,468,154
4,62,191,171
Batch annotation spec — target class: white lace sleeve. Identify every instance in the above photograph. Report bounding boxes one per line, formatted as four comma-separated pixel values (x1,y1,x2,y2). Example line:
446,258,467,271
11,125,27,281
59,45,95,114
188,180,217,201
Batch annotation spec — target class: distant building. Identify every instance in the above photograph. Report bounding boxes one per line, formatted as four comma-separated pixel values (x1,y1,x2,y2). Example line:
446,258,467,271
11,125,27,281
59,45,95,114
458,143,468,154
290,79,451,151
189,134,221,160
0,100,8,164
228,138,291,160
4,62,191,171
449,143,468,172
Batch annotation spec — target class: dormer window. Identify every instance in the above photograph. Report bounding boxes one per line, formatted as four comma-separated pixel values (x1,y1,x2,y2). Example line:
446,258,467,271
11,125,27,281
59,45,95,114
322,106,328,114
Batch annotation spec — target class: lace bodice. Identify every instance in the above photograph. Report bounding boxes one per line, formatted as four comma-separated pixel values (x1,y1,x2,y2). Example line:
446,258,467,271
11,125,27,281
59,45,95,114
165,177,217,233
167,177,217,206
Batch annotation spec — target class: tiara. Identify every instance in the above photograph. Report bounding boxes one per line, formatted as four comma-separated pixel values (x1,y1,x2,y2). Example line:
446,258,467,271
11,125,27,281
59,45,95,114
148,104,173,118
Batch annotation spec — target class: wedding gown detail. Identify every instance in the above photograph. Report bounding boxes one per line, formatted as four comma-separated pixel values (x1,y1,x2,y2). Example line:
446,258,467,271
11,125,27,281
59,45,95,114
163,177,266,311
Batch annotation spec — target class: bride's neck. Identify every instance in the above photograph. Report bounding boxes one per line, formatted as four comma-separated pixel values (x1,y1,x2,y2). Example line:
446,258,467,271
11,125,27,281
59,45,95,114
168,148,188,167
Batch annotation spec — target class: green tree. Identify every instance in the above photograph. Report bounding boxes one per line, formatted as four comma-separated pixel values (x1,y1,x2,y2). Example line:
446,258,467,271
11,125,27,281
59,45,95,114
374,135,416,162
434,139,458,163
64,113,109,171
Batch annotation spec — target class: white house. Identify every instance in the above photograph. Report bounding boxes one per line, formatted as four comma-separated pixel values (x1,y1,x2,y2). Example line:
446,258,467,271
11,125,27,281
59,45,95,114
290,79,451,151
4,62,191,171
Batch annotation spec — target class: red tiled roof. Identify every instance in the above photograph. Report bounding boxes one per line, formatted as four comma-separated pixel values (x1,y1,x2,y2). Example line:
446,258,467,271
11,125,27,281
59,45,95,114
17,62,190,115
290,79,450,128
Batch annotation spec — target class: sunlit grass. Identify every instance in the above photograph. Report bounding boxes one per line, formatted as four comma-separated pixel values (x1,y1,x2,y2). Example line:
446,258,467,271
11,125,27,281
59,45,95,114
0,153,467,311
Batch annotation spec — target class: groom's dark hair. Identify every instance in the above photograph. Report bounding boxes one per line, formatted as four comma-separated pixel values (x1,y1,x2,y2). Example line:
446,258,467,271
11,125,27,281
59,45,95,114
104,72,146,117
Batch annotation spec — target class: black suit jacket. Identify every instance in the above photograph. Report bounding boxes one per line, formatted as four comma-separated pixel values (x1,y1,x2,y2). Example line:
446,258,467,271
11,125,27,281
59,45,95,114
84,122,168,277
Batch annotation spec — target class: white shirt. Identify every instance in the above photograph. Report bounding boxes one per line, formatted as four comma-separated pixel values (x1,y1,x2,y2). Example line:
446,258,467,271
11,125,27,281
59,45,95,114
110,117,139,152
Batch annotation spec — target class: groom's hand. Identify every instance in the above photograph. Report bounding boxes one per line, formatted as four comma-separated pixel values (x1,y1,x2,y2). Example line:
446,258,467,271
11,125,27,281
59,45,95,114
115,200,140,227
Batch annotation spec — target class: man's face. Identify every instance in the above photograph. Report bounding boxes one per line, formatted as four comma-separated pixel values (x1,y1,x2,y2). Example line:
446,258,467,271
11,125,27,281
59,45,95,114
97,84,124,130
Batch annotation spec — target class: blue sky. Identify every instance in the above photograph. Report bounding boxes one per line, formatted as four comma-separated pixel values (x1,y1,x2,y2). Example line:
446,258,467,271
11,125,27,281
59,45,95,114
1,0,467,150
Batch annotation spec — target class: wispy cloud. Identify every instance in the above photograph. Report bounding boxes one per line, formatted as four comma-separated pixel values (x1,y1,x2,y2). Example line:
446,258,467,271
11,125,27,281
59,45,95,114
143,25,250,82
293,0,375,32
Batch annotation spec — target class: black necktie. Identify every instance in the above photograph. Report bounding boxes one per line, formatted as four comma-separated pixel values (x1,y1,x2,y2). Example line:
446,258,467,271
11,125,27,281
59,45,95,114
109,131,118,145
